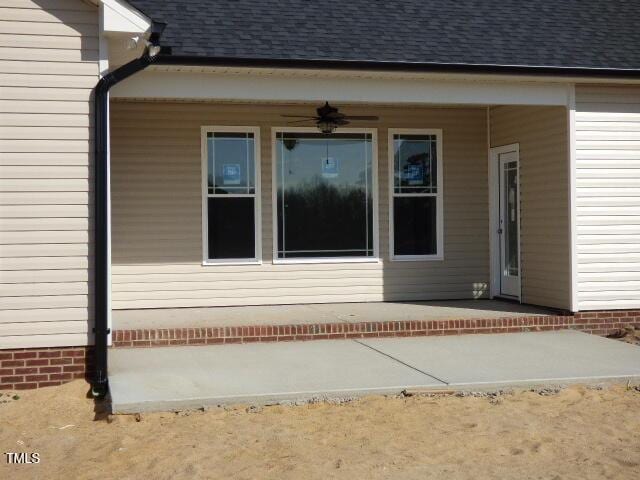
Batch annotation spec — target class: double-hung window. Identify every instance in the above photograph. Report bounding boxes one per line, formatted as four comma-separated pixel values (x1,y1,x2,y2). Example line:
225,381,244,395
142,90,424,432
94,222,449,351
202,127,261,264
389,129,443,260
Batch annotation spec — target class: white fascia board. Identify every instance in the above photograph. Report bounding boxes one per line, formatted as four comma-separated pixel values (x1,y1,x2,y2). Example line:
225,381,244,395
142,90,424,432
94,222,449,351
111,70,570,106
101,0,151,34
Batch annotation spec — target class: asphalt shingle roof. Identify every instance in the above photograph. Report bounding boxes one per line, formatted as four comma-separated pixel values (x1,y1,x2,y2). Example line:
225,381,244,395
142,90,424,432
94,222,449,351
127,0,640,71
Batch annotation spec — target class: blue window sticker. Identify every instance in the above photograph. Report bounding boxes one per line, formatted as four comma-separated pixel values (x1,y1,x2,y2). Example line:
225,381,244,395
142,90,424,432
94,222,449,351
321,157,339,178
222,164,242,185
404,164,424,185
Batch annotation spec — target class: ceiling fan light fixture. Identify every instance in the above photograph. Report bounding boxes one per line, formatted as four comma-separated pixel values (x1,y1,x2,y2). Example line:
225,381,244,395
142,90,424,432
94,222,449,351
317,119,338,134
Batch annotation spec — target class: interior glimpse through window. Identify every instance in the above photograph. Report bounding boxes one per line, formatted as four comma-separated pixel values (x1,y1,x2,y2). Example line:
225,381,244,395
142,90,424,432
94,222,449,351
206,131,257,261
392,133,439,257
275,132,374,259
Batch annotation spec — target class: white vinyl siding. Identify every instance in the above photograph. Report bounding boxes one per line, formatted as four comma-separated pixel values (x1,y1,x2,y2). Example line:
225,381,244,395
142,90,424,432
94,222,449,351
490,106,570,310
110,102,489,309
0,0,98,348
575,85,640,310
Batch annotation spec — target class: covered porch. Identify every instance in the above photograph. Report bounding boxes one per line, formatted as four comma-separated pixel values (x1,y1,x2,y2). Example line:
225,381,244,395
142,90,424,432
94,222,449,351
106,67,572,340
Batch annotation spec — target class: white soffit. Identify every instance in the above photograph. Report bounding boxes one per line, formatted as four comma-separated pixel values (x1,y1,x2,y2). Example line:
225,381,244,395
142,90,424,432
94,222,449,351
101,0,151,34
110,68,571,106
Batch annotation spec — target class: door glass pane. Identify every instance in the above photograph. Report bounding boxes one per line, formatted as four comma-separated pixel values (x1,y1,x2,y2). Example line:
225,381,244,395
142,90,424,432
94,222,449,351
503,161,519,276
393,196,437,256
276,132,373,258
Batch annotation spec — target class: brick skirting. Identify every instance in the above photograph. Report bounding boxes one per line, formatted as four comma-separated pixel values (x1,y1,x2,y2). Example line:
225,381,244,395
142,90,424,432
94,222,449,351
0,347,93,391
112,310,640,348
1,311,638,390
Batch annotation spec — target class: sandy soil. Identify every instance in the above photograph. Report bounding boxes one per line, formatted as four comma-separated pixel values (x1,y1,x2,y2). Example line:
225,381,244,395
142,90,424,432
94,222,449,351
608,326,640,346
0,381,639,480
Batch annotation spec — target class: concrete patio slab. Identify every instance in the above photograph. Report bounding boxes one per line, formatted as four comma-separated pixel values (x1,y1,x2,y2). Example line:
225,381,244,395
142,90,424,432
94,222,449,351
360,330,640,386
316,300,553,324
109,331,640,413
112,299,555,330
109,339,443,413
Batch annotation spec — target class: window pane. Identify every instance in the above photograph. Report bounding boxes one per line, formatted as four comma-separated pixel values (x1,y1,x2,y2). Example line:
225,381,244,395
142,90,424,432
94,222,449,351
207,132,255,194
504,161,519,275
276,133,374,258
394,134,437,194
393,196,437,256
208,197,255,259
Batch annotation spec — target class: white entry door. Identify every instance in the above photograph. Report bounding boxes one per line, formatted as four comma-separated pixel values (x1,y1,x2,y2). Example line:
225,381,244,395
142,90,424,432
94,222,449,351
497,150,520,298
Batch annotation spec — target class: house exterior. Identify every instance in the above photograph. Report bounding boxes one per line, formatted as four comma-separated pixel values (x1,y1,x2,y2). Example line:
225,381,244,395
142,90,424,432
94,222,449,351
1,0,640,392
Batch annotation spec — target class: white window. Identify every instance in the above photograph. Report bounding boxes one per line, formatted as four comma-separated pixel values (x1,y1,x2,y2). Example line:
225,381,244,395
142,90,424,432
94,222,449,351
389,129,443,261
201,126,261,264
272,128,379,263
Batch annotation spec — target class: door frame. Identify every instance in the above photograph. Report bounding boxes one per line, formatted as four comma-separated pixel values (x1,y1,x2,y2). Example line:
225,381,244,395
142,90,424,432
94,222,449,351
489,143,522,301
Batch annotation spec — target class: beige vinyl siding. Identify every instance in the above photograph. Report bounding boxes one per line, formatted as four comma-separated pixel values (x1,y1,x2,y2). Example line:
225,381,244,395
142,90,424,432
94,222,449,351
0,0,97,348
575,85,640,310
110,101,489,309
490,106,570,310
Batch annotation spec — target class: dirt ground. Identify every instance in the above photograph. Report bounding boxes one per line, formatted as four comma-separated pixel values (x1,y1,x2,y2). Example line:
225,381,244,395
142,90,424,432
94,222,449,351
0,380,639,480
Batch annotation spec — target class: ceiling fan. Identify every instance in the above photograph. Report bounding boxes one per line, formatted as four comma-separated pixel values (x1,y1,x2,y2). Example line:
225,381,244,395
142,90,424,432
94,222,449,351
281,102,379,134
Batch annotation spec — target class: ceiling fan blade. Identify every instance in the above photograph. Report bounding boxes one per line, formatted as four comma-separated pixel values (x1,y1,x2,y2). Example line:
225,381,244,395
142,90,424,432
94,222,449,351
286,119,317,124
343,115,379,121
281,115,318,119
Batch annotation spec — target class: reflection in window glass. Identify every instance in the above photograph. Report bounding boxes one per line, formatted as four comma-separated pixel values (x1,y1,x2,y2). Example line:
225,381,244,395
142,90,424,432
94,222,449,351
208,197,255,259
205,131,257,260
503,161,519,276
207,132,255,195
276,132,374,259
394,134,437,194
393,196,437,256
392,133,440,257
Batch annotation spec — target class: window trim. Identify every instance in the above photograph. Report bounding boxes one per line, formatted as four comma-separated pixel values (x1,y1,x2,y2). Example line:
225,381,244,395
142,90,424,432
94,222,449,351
271,126,380,265
201,126,262,266
388,128,444,262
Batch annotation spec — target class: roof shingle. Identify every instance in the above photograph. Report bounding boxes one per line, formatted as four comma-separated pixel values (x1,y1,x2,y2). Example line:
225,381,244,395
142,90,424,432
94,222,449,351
128,0,640,70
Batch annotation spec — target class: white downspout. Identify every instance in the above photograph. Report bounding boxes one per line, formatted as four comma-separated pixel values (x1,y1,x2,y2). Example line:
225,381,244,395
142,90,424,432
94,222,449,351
567,84,578,312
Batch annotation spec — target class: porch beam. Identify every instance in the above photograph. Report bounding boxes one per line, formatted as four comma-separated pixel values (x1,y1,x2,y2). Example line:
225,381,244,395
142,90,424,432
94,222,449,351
111,70,571,106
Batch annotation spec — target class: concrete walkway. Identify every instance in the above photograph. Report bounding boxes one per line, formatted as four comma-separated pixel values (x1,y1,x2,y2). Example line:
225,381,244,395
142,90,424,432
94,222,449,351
108,331,640,413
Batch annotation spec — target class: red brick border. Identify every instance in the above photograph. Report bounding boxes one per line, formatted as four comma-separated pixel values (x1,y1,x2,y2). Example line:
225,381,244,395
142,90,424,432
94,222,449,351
112,310,640,348
1,311,637,389
0,346,93,391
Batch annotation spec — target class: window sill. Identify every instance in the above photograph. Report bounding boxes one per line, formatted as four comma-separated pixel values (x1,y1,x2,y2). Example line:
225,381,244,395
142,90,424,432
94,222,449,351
202,259,262,266
273,257,381,265
390,255,444,262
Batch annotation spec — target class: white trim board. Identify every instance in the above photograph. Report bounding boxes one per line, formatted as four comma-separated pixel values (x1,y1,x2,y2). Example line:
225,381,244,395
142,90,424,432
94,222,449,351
567,84,579,312
100,0,151,34
270,127,380,265
111,70,571,106
489,143,522,301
